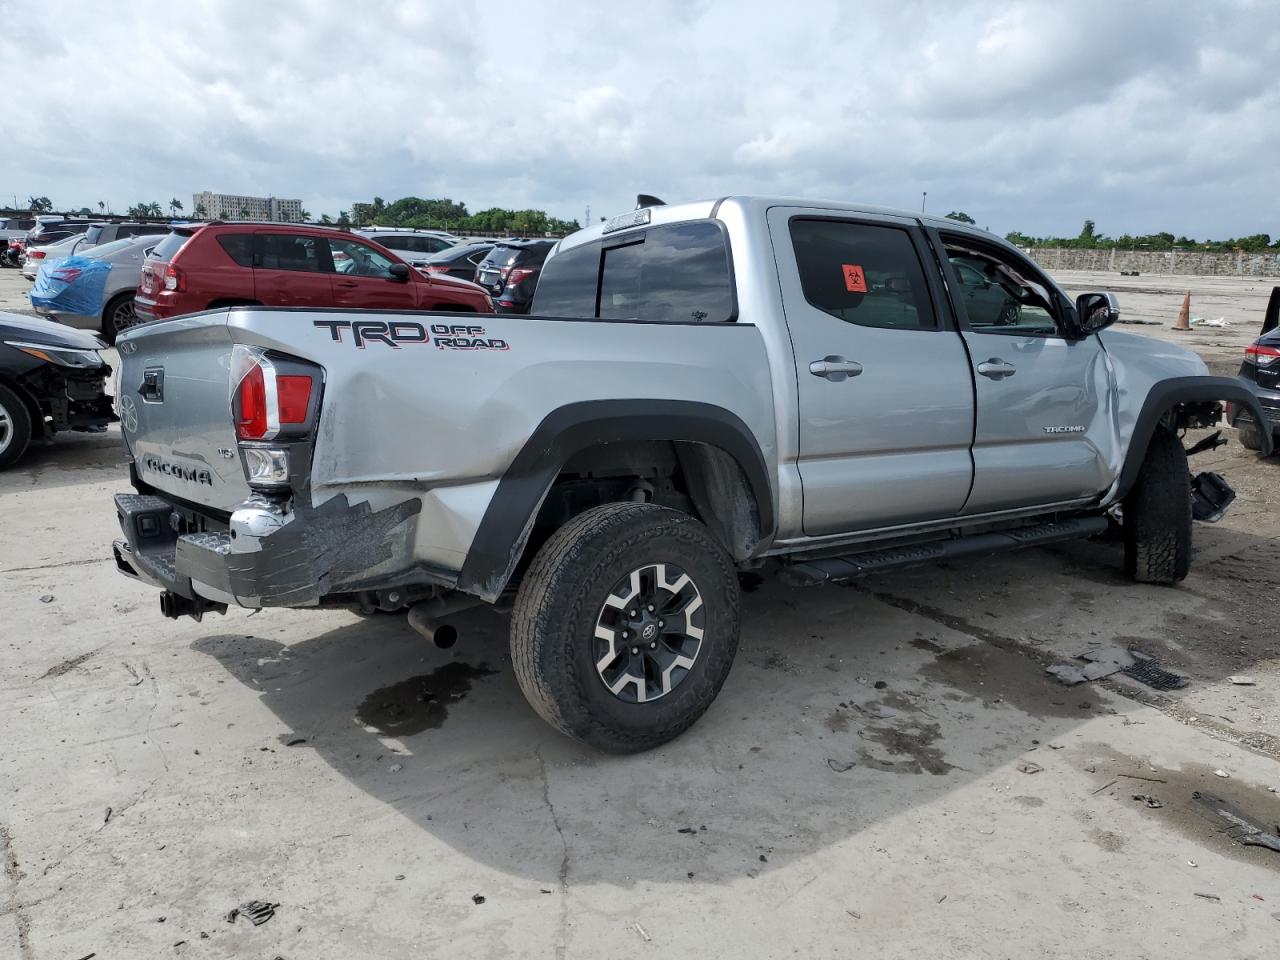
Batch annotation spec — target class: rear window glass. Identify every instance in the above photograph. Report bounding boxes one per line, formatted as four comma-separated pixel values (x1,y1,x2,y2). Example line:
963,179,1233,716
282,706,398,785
217,234,254,267
533,220,735,323
84,238,136,259
789,218,936,330
481,245,522,268
83,224,106,245
149,232,191,262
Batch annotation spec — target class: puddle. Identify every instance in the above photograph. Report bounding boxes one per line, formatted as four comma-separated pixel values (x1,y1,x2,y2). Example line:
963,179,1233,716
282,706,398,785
857,719,953,776
1091,749,1280,871
921,642,1101,718
356,661,497,736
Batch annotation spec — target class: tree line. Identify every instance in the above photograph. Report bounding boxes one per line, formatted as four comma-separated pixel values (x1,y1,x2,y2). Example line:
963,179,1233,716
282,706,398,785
344,196,580,235
943,212,1279,253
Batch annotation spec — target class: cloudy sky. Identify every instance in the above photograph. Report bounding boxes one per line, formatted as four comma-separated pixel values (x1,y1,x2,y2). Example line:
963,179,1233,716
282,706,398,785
2,0,1277,239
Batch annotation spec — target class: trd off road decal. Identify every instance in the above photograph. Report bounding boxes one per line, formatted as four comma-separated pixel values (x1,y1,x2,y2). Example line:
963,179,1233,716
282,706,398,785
313,320,508,351
429,323,509,351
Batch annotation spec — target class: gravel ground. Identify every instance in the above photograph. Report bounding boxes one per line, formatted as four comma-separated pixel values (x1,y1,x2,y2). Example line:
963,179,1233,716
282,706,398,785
2,266,1279,959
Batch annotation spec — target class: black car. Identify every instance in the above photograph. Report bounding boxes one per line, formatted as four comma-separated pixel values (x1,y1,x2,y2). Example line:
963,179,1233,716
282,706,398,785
421,241,495,281
1230,286,1280,452
25,218,100,249
0,312,115,469
474,239,556,314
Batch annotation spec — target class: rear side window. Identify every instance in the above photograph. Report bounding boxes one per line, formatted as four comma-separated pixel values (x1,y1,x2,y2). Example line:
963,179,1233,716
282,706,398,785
260,234,322,272
533,220,734,323
217,234,254,267
84,224,106,245
789,219,937,330
149,231,191,262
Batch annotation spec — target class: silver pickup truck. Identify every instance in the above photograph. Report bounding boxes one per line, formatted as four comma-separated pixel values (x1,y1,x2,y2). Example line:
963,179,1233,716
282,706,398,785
111,196,1271,752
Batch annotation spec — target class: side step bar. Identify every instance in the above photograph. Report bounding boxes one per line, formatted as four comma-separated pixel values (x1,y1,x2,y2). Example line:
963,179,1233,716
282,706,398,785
780,515,1110,586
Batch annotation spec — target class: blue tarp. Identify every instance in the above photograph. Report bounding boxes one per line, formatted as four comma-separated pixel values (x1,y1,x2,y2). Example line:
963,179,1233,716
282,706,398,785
30,256,112,316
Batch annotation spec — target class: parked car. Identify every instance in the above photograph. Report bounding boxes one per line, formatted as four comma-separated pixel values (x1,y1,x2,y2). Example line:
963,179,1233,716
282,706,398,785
108,195,1270,752
33,235,159,342
25,217,98,248
474,238,556,313
356,229,458,265
21,232,89,279
0,216,36,242
134,223,492,321
2,238,23,268
1230,285,1280,451
420,241,495,280
0,311,114,470
80,221,171,248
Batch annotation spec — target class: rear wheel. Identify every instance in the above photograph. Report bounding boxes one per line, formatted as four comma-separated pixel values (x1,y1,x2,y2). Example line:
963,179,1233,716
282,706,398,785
0,383,33,470
101,292,138,345
511,502,741,753
1237,423,1263,451
1123,426,1192,583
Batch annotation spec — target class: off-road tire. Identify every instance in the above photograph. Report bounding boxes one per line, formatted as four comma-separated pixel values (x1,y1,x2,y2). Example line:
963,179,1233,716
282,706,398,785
511,502,740,753
1123,426,1192,583
1237,423,1263,452
0,383,33,470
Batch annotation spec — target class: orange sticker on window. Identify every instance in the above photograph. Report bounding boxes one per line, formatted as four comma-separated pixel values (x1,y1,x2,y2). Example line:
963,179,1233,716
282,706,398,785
842,263,867,293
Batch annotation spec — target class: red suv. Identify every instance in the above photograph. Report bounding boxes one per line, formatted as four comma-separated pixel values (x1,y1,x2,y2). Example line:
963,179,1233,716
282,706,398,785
135,223,492,321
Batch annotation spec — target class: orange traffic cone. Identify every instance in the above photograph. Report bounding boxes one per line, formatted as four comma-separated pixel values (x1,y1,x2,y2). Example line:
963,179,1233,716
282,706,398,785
1173,291,1191,331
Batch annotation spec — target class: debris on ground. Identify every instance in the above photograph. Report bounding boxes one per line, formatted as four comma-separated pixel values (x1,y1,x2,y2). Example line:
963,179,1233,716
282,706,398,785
1228,676,1257,686
471,894,486,905
227,901,278,925
826,758,856,773
39,594,54,603
388,763,402,772
103,806,112,824
677,827,698,834
845,909,862,920
1016,760,1043,775
1192,792,1280,853
1189,316,1230,328
1132,794,1163,808
1194,892,1221,902
1214,769,1230,779
1046,647,1188,690
633,922,653,942
285,738,307,746
1118,773,1167,783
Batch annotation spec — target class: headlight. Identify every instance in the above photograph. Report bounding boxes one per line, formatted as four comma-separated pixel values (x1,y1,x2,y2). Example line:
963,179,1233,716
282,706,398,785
4,340,103,367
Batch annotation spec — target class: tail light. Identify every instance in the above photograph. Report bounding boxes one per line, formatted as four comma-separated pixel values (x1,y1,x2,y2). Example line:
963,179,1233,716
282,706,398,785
163,264,185,291
506,267,536,286
29,250,45,260
1245,343,1280,367
230,345,322,489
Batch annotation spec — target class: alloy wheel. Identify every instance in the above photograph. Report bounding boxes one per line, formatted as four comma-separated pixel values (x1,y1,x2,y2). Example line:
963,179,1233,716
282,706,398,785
593,562,705,703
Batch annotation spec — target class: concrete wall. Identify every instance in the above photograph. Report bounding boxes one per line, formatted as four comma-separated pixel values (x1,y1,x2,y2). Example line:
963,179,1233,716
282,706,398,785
1025,247,1280,278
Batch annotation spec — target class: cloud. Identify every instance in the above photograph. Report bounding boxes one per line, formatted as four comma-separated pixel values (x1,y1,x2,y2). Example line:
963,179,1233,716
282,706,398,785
1,0,1277,238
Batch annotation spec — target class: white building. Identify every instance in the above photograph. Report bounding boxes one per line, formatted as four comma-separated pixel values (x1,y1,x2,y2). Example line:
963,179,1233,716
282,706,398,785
192,191,304,222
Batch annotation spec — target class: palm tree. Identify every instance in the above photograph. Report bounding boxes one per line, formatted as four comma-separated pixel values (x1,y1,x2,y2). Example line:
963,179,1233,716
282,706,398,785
336,210,350,227
169,198,184,217
194,203,208,220
319,214,333,225
97,200,106,214
239,205,250,220
145,201,163,218
299,209,311,223
27,196,53,213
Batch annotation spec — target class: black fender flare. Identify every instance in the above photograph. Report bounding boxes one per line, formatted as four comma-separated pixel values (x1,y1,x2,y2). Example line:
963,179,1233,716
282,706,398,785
456,399,776,601
1114,375,1272,502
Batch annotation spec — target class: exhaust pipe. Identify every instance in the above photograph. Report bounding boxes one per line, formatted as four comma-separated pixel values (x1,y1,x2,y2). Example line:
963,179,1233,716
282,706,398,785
407,593,481,648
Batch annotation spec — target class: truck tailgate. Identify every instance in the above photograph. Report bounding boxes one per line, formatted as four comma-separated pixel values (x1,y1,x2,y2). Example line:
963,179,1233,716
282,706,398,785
117,313,249,513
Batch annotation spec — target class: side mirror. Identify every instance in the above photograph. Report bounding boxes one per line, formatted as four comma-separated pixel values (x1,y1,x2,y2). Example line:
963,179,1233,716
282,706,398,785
1074,291,1120,337
388,262,411,282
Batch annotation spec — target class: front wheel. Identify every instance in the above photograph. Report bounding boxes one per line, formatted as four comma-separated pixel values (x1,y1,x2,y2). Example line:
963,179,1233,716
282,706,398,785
0,383,33,470
1123,426,1192,583
1237,423,1264,452
510,502,741,753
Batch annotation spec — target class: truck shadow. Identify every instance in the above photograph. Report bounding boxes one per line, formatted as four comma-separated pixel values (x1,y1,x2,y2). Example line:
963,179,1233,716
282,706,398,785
192,515,1280,887
0,427,126,495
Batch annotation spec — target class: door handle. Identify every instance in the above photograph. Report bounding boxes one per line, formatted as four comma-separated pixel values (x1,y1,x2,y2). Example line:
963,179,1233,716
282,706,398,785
976,358,1016,380
809,356,863,382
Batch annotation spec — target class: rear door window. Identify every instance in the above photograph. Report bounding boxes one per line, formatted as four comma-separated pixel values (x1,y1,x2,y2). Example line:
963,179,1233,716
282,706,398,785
259,234,323,272
533,220,734,322
789,218,937,330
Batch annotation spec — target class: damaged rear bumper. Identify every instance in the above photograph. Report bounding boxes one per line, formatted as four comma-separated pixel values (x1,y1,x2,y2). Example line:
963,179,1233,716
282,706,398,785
112,490,425,610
